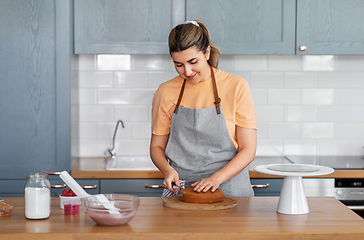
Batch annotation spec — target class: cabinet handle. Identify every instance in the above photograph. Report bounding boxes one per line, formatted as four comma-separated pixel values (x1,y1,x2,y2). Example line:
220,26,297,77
82,185,98,189
43,171,61,175
145,184,164,189
51,184,66,188
299,45,307,51
251,183,269,188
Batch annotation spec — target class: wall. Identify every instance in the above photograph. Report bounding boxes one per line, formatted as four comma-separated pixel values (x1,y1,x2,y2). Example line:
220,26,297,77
72,54,364,158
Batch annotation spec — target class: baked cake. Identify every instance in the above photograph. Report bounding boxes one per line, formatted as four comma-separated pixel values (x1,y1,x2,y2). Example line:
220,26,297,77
180,187,224,203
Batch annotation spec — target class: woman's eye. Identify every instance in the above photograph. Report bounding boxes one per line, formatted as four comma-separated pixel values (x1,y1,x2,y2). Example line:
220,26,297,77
176,64,183,67
191,61,197,64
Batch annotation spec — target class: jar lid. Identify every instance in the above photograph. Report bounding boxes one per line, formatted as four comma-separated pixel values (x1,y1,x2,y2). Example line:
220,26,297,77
27,172,48,180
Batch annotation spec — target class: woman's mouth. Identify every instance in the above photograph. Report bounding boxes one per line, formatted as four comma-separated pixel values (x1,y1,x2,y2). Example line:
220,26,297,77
187,73,197,80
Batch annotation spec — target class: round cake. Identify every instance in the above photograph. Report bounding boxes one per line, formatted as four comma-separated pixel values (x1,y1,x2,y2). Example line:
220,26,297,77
180,187,224,203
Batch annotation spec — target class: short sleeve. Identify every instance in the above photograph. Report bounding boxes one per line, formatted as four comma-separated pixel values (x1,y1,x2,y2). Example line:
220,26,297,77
235,80,258,129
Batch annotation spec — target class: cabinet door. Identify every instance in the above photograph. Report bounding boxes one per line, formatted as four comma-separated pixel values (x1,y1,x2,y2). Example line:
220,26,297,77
100,179,164,197
186,0,296,54
0,0,72,179
74,0,184,54
251,179,283,196
297,0,364,54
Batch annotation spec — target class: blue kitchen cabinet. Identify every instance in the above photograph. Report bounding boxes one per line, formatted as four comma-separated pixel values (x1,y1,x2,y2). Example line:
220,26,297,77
100,179,164,197
251,179,283,197
186,0,296,54
297,0,364,54
0,179,99,197
0,0,73,187
74,0,184,54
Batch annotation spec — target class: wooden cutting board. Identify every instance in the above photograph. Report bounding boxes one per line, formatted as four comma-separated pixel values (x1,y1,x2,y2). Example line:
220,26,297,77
163,195,237,211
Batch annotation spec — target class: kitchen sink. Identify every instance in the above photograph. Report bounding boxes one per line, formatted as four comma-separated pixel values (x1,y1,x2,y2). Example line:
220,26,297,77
105,156,158,171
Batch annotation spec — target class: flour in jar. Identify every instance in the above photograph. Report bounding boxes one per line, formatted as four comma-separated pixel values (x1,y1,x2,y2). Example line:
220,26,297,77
25,187,51,219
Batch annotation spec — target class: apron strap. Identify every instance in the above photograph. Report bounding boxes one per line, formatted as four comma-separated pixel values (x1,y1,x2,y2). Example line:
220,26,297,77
173,66,221,115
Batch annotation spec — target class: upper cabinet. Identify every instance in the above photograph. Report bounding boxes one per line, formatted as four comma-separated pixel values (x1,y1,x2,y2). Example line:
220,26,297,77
296,0,364,55
75,0,364,55
186,0,296,54
74,0,184,54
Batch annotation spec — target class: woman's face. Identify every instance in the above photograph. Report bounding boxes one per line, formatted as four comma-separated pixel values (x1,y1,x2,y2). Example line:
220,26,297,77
171,46,211,84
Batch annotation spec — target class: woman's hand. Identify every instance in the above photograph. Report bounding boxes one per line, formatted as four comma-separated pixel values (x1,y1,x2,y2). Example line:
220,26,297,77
191,174,222,193
163,166,180,192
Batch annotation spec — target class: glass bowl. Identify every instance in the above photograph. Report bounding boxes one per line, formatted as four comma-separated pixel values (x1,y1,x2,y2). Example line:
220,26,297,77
84,194,140,226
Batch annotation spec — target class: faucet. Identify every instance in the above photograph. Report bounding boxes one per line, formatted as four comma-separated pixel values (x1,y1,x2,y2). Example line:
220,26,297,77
106,120,125,158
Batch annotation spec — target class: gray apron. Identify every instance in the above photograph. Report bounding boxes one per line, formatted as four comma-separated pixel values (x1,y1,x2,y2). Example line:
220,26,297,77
162,67,254,197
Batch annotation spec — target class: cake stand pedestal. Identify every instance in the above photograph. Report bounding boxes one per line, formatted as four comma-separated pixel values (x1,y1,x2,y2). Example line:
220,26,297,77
254,164,334,215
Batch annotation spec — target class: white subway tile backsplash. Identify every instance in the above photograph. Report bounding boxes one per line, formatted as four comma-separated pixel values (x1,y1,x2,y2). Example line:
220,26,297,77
98,89,131,105
148,71,178,88
256,106,284,122
235,55,268,71
302,89,334,105
283,140,317,155
268,55,302,71
74,54,364,157
353,72,364,87
335,89,364,105
285,72,318,88
302,55,335,71
79,89,97,105
80,106,114,122
268,89,301,105
114,106,149,122
79,122,98,139
302,123,334,139
268,123,300,139
256,139,283,156
336,56,364,71
251,72,285,88
79,71,114,88
97,55,131,71
132,89,156,105
317,140,352,155
132,122,152,139
285,106,317,122
318,72,353,88
251,89,267,105
352,106,364,121
115,72,148,88
317,106,352,122
132,55,164,71
335,122,364,139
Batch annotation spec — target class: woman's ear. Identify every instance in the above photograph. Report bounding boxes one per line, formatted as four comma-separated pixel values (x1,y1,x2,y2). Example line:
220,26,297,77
205,46,211,60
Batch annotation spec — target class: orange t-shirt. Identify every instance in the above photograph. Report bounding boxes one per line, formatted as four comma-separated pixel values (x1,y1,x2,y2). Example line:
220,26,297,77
151,68,257,149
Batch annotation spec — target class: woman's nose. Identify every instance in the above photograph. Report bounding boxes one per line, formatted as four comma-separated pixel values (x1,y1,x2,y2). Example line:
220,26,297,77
184,65,192,76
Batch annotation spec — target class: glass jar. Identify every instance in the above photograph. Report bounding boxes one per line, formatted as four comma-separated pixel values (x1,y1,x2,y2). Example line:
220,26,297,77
24,172,51,219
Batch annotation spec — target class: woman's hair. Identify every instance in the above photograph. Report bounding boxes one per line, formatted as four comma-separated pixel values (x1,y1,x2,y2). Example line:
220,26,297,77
168,20,221,68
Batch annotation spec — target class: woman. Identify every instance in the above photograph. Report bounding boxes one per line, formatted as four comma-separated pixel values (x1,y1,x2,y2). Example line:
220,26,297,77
150,20,257,197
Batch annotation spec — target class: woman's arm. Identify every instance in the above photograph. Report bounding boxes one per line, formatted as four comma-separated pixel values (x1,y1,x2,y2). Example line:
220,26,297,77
150,134,180,192
192,126,257,192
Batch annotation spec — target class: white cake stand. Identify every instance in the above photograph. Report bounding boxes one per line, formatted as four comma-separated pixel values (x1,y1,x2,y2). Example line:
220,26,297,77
254,164,334,215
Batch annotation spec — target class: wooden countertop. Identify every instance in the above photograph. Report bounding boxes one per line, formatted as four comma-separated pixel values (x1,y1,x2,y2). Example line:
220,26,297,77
71,157,364,179
1,197,363,239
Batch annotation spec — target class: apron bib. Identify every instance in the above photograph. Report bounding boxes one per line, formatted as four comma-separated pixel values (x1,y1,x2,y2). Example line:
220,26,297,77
162,67,253,197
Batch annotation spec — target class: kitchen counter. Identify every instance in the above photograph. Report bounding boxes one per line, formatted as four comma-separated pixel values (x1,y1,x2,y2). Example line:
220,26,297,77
71,157,364,179
1,197,363,239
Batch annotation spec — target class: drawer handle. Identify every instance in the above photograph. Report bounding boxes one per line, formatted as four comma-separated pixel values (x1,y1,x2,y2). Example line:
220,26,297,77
51,184,66,188
82,185,98,189
145,184,164,189
299,45,307,51
252,183,269,188
43,171,61,175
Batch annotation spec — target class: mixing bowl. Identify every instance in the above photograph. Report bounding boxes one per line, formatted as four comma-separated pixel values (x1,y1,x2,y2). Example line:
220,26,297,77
85,194,140,226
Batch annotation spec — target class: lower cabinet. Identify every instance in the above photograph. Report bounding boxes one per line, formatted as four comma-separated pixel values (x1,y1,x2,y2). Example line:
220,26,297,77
0,179,100,197
251,179,283,197
100,179,164,197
